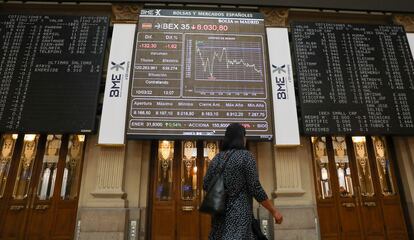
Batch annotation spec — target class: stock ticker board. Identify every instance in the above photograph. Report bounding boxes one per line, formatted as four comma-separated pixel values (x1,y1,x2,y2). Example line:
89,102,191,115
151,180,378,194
292,22,414,135
0,14,108,133
127,9,272,139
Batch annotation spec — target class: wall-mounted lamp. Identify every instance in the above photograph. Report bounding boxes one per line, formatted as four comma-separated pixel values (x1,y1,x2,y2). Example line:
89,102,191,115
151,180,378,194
352,136,366,143
24,134,36,142
77,135,85,142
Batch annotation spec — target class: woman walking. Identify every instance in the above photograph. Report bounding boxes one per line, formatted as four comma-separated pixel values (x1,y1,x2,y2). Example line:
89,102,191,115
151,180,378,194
203,123,283,240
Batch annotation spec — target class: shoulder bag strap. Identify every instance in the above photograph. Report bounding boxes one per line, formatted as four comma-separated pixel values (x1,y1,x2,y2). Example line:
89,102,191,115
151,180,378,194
218,149,236,175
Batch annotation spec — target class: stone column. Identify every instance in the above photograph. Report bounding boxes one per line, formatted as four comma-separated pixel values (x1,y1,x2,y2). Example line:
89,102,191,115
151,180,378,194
87,2,142,208
77,4,143,240
258,7,307,198
272,138,318,240
255,9,318,239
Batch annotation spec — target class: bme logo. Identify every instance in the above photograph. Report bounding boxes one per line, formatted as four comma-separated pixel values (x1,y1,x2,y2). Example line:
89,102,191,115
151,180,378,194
109,61,127,97
141,9,161,16
110,61,125,71
272,64,288,100
272,64,286,74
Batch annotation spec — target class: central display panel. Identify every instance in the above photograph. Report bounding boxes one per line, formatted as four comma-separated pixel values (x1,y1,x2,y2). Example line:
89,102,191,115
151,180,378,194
127,9,272,139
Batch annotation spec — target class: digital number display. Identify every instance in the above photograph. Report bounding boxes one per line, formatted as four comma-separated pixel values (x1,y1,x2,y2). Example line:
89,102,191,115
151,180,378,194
292,22,414,135
0,14,108,133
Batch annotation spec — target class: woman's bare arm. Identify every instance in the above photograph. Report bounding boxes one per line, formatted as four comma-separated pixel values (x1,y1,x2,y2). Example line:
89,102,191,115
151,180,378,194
260,199,283,224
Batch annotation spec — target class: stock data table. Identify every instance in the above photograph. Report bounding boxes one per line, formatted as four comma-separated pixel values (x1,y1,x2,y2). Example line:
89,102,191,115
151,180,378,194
127,9,272,139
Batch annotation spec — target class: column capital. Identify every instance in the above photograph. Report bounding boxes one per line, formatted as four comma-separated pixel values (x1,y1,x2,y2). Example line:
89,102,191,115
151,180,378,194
259,8,289,27
393,14,414,32
112,3,143,23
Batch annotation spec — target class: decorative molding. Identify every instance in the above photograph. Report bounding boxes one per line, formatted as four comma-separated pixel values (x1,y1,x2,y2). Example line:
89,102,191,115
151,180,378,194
274,146,306,196
260,8,289,27
394,15,414,32
112,3,143,23
91,146,126,200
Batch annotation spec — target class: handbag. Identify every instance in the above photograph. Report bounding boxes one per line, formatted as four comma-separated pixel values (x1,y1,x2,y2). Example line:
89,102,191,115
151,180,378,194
252,216,268,240
199,150,234,215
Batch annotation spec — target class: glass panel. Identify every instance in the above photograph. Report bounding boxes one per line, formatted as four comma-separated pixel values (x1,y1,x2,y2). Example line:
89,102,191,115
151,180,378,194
156,140,174,201
311,137,332,199
202,141,219,201
0,134,18,198
61,135,84,200
13,134,40,199
37,135,62,200
352,136,374,197
371,136,395,196
203,141,219,175
181,140,197,200
332,136,354,197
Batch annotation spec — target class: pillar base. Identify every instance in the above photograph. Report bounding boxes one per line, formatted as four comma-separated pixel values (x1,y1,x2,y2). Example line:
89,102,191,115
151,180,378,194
91,190,126,199
78,208,128,240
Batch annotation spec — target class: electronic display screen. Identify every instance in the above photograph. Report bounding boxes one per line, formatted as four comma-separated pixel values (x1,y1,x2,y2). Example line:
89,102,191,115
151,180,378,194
0,14,108,133
127,9,272,139
292,22,414,135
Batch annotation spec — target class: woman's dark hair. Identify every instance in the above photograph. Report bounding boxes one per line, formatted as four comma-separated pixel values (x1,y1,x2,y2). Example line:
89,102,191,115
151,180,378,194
221,123,247,151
